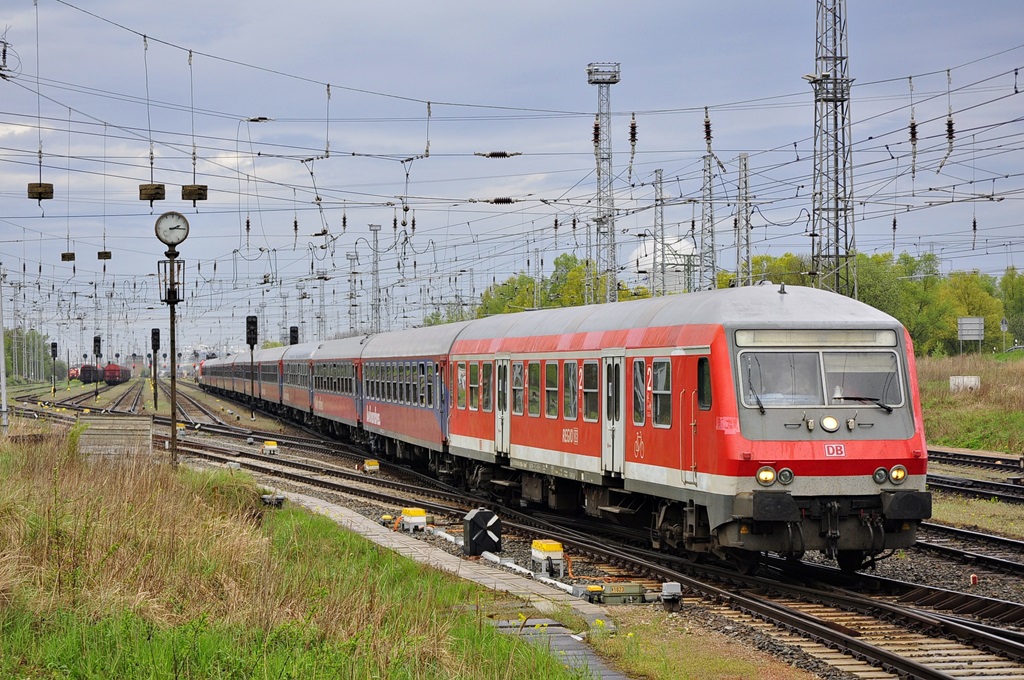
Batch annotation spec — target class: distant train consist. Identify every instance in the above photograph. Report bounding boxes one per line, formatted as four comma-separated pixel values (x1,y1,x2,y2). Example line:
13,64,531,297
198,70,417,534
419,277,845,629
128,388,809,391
103,363,132,385
76,363,131,385
199,284,931,572
77,364,101,384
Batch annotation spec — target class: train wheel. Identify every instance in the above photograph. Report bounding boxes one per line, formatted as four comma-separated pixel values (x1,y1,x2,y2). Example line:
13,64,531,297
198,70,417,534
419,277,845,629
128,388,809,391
836,550,866,573
728,550,761,575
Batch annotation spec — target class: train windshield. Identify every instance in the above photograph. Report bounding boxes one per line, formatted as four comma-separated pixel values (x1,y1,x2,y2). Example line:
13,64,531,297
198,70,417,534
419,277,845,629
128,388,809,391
740,350,902,408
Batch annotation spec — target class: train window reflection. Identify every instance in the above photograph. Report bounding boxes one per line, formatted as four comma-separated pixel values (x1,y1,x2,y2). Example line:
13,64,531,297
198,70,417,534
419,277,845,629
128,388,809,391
582,362,599,422
653,359,671,426
482,362,493,412
742,352,822,407
824,352,902,406
563,361,578,421
512,362,525,415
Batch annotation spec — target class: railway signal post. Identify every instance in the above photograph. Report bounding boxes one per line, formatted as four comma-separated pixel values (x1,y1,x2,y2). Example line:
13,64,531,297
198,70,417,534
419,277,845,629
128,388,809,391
246,315,257,420
156,211,189,466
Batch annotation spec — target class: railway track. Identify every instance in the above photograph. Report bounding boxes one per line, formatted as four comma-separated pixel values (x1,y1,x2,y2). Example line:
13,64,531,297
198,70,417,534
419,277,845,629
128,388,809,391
13,402,1024,677
929,447,1024,473
916,522,1024,576
164,432,1024,679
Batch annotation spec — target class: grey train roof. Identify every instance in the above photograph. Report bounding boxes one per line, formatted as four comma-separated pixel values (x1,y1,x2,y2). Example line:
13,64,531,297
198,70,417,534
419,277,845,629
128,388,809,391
454,284,901,342
360,320,476,360
205,286,900,370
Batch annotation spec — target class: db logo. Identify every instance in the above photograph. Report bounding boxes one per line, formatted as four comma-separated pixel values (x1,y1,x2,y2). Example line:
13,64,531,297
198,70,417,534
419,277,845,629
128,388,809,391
824,444,846,458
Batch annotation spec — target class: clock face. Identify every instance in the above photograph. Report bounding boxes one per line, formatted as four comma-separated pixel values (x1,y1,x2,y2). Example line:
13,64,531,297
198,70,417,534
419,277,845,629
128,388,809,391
155,211,190,246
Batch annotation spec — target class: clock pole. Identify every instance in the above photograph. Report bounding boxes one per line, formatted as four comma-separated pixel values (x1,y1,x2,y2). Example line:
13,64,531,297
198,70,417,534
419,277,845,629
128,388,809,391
156,211,189,466
167,244,179,466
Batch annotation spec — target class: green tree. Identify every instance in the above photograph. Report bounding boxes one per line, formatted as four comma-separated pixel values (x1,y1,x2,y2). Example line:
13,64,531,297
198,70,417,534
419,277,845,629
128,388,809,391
999,266,1024,348
926,271,1004,355
856,252,910,322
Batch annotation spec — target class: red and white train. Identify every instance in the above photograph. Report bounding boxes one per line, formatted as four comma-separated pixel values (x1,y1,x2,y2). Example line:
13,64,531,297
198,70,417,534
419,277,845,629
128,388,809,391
199,284,931,571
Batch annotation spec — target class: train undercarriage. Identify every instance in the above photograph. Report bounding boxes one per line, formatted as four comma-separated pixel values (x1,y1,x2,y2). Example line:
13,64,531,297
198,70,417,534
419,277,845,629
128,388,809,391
204,384,928,573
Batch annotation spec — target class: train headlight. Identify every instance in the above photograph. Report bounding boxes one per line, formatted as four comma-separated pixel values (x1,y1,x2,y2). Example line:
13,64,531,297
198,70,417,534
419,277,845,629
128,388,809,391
889,465,908,484
777,468,795,485
820,415,840,432
756,466,777,486
872,467,889,484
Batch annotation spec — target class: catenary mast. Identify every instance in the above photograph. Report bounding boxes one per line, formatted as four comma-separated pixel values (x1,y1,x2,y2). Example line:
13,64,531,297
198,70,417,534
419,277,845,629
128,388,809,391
807,0,856,297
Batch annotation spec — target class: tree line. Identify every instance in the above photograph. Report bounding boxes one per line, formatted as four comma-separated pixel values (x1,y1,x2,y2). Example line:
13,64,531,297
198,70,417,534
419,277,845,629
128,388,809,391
427,252,1023,356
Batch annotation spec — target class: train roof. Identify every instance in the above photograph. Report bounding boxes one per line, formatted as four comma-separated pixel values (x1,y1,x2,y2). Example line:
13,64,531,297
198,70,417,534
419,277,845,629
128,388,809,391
454,284,901,342
310,334,369,361
360,320,475,360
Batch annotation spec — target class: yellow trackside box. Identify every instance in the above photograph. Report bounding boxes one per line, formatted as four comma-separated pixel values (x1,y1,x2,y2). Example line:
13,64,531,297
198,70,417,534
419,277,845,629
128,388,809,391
363,459,380,473
400,507,427,532
531,539,564,562
261,441,278,455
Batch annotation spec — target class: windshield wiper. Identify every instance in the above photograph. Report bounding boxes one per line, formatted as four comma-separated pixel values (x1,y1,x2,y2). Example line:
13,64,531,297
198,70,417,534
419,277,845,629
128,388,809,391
746,359,765,415
833,395,893,414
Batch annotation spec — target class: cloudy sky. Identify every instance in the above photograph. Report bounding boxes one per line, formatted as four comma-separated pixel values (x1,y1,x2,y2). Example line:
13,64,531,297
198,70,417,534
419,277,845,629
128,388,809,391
2,0,1023,360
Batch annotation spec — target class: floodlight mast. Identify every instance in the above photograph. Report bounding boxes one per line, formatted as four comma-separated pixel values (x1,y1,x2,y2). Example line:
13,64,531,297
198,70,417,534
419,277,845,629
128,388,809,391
587,62,620,304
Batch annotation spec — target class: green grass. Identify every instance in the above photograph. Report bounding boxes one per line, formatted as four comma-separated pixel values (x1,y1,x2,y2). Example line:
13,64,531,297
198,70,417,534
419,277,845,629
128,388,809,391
0,429,584,679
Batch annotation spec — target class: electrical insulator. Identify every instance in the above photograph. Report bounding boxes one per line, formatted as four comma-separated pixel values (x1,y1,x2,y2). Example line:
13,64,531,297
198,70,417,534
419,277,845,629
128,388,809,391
629,114,637,145
946,116,955,141
704,107,713,144
490,197,514,205
293,218,298,234
553,217,559,231
572,216,577,231
342,213,347,231
592,119,600,146
393,214,398,230
909,120,918,144
245,217,250,234
411,214,416,233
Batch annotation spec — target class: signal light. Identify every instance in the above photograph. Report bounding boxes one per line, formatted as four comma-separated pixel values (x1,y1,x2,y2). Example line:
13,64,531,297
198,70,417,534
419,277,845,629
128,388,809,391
246,315,258,348
151,328,160,352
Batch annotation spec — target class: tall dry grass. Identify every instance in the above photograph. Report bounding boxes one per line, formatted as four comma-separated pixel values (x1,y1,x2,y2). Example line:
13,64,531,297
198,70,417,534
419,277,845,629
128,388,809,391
0,424,580,678
0,424,277,625
916,354,1024,452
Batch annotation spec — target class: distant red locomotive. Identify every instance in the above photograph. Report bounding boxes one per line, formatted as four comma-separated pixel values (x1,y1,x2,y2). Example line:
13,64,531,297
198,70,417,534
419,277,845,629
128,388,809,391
103,363,131,385
200,284,931,572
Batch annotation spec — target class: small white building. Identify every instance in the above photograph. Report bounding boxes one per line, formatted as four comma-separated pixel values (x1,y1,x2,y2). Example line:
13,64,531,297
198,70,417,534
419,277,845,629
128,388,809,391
625,236,697,294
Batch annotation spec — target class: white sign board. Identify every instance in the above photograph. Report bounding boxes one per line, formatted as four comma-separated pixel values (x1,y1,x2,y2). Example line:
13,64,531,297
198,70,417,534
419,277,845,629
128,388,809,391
957,316,985,342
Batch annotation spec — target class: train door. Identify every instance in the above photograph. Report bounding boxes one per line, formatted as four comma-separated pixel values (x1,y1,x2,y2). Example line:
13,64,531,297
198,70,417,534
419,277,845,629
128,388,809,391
679,351,712,486
277,359,284,404
494,355,511,454
602,349,625,475
306,360,314,413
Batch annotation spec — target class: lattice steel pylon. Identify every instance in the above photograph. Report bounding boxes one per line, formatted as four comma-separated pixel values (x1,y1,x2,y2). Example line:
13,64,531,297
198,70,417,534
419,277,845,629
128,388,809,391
699,154,716,290
807,0,856,297
587,62,620,304
735,153,752,287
